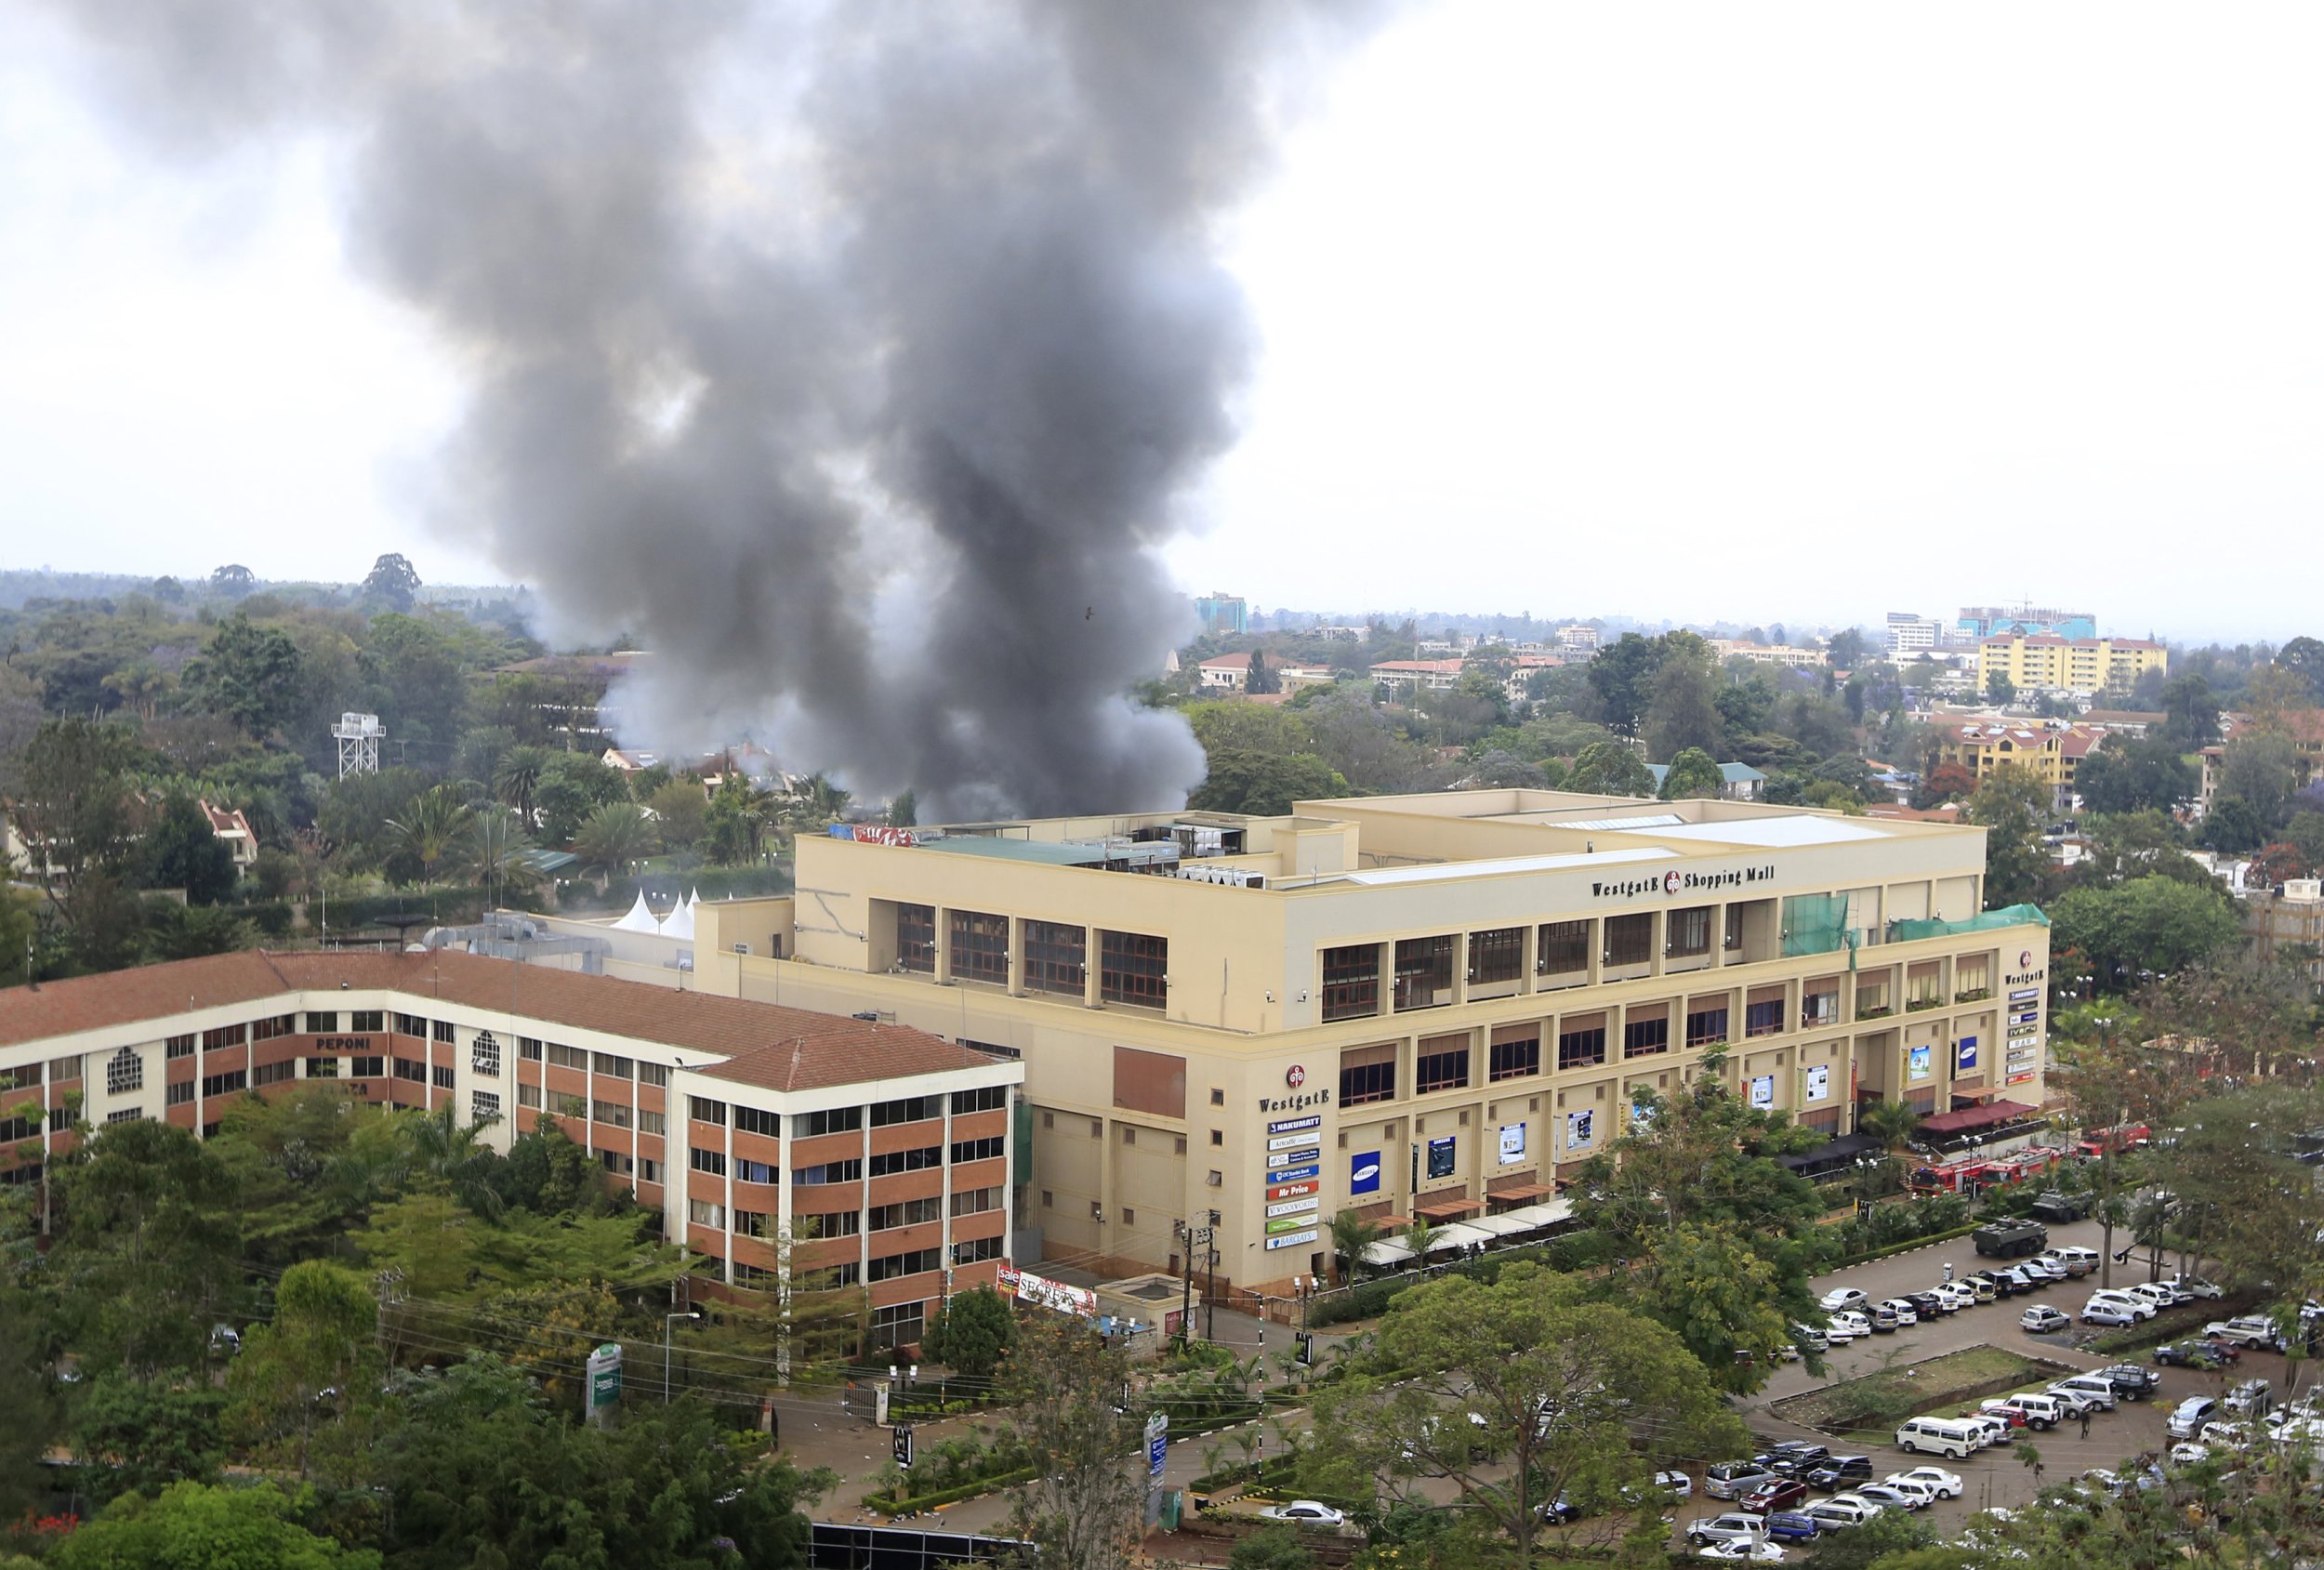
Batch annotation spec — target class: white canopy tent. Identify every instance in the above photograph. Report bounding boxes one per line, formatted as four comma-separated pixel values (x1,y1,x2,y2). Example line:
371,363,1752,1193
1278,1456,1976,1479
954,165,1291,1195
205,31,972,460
1423,1220,1499,1252
1459,1211,1540,1239
1488,1198,1574,1232
610,892,659,934
659,898,696,942
1359,1239,1416,1268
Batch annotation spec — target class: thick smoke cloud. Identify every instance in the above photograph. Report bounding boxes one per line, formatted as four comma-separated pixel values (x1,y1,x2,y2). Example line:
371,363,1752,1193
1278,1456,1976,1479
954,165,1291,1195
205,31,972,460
48,1,1377,821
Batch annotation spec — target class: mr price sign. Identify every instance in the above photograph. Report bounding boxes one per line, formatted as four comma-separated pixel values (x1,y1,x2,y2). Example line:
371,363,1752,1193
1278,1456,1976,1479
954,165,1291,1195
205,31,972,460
1268,1180,1319,1202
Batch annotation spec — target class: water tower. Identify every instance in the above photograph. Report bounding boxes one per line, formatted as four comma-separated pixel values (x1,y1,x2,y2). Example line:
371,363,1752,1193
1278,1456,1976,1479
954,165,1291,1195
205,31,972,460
332,712,384,779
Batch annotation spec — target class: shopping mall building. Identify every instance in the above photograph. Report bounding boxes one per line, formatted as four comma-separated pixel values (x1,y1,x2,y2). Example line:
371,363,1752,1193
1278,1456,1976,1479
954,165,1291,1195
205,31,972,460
608,788,2053,1299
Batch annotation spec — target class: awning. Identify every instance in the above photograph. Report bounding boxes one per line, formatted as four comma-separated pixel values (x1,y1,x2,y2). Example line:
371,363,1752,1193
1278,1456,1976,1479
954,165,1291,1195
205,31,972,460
1776,1131,1882,1171
1487,1182,1555,1204
1490,1198,1576,1230
1459,1213,1539,1238
1412,1194,1484,1220
1365,1214,1414,1232
1919,1099,2035,1135
1426,1221,1498,1251
1359,1239,1415,1267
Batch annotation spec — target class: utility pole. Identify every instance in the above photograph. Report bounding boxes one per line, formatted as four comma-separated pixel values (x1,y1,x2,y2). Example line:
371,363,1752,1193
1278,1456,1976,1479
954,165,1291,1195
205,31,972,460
1175,1219,1213,1347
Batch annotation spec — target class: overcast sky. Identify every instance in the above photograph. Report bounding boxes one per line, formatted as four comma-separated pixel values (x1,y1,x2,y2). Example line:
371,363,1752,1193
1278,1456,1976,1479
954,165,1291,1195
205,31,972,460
3,3,2318,645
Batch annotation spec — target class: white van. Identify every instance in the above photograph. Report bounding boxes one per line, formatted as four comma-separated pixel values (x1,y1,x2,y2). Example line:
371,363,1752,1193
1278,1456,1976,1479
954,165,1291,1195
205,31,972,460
2052,1246,2101,1273
1895,1417,1982,1459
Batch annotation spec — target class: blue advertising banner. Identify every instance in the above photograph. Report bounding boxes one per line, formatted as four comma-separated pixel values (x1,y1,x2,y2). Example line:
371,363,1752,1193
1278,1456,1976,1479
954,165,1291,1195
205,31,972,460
1956,1036,1979,1073
1349,1152,1381,1194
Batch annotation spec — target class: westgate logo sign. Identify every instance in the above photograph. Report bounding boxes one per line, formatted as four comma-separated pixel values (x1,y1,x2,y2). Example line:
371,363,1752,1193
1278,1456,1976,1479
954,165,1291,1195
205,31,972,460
1591,864,1776,900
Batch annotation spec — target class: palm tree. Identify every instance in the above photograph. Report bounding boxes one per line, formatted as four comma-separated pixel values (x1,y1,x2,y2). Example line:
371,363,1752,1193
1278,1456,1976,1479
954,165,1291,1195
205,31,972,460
493,746,550,831
1328,1208,1383,1284
573,801,658,883
1855,1097,1921,1155
459,807,540,901
384,784,476,889
1401,1218,1442,1261
395,1104,503,1216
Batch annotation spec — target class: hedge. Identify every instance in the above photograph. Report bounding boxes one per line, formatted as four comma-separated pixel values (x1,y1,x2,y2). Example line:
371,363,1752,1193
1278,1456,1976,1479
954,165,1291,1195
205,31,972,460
1824,1220,1984,1269
1308,1231,1618,1327
863,1463,1039,1515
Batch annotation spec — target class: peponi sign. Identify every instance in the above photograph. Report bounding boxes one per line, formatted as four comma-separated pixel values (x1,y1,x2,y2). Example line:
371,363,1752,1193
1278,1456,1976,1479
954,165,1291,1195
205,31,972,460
1591,864,1776,901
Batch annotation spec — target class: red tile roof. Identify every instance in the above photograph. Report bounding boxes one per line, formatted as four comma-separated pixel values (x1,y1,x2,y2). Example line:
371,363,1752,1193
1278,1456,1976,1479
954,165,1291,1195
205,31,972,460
3,949,1007,1091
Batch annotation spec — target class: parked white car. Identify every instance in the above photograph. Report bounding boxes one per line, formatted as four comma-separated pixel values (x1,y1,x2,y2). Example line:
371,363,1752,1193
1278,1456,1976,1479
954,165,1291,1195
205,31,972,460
2085,1290,2157,1322
1803,1495,1884,1528
1890,1466,1964,1499
1821,1287,1870,1313
1878,1298,1920,1326
1697,1542,1787,1563
1261,1501,1347,1527
1933,1283,1978,1312
2158,1274,2225,1300
1856,1484,1925,1512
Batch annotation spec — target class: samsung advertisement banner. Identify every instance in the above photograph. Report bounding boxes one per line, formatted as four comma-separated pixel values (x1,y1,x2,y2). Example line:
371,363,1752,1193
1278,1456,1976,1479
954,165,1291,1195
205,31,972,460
1956,1037,1979,1073
1350,1151,1381,1195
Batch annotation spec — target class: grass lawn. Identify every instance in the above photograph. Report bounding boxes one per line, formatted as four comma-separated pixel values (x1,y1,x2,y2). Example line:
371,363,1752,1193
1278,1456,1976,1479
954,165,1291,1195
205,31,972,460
1771,1344,2073,1439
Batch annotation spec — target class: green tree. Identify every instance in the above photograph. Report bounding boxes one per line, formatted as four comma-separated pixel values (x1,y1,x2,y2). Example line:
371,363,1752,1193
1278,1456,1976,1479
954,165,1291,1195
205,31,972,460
1327,1207,1383,1283
383,784,476,889
573,801,659,880
186,613,307,739
1304,1262,1747,1570
2200,796,2266,855
1229,1525,1318,1570
2049,876,2240,994
360,613,471,753
2076,737,2198,816
644,778,709,859
1243,652,1282,695
533,752,630,846
456,805,539,898
491,745,550,830
12,717,142,944
1987,672,2015,706
998,1313,1145,1570
1643,637,1723,761
51,1118,242,1378
361,551,422,613
141,795,238,905
923,1284,1014,1379
50,1481,377,1570
2160,670,2221,748
1188,749,1348,815
229,1260,380,1478
1855,1098,1921,1156
210,563,257,596
889,788,918,827
1630,1221,1796,1393
1586,634,1663,738
1658,747,1724,800
1967,765,2051,907
2219,730,2301,835
1566,741,1654,798
318,766,433,876
66,1372,227,1505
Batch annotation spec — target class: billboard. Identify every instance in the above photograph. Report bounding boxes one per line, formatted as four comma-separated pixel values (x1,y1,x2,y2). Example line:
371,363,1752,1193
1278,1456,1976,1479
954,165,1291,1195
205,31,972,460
1350,1151,1382,1195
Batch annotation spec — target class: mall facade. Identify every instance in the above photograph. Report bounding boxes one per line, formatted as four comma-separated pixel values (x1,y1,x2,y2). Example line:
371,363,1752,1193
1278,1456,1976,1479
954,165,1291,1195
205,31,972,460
658,790,2051,1298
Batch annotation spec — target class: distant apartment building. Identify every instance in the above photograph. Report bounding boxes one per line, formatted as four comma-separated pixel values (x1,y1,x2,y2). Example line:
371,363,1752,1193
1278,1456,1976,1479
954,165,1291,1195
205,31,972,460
1505,653,1566,704
1958,606,2098,641
2244,879,2324,992
1556,625,1601,653
0,949,1023,1352
1311,626,1368,642
1710,640,1828,670
1194,593,1248,638
1977,635,2168,696
1933,720,2109,811
1369,658,1467,694
1196,652,1332,693
1886,613,1942,655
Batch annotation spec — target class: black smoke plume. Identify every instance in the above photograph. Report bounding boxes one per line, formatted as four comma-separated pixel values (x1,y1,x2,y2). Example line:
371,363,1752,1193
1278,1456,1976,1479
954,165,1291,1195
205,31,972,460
49,1,1380,819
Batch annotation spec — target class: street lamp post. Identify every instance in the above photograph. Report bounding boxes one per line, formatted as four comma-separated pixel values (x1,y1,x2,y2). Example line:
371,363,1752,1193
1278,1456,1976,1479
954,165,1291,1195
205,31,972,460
665,1311,701,1403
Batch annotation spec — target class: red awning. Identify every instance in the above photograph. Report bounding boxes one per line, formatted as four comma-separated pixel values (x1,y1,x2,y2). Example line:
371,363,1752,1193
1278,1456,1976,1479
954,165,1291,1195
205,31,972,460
1487,1183,1555,1205
1413,1194,1484,1220
1918,1099,2036,1135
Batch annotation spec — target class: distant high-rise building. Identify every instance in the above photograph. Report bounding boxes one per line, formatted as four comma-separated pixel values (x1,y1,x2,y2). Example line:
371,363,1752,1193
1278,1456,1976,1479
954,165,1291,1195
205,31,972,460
1194,591,1247,638
1957,604,2097,640
1886,613,1941,654
1555,624,1600,652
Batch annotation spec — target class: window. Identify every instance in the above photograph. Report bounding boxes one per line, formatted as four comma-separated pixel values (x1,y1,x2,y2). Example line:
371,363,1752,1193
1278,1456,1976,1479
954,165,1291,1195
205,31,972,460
1100,930,1168,1009
637,1108,666,1135
794,1158,863,1185
869,1145,942,1176
1321,943,1381,1022
1489,1033,1540,1082
951,1136,1005,1164
106,1107,142,1125
1024,919,1087,996
1745,999,1786,1037
734,1209,772,1238
1557,1022,1606,1071
690,1097,728,1126
1393,934,1457,1010
1802,990,1840,1026
1684,1006,1729,1048
1668,906,1712,958
637,1062,669,1088
432,1021,455,1044
1538,920,1591,975
1622,1013,1670,1059
806,1211,862,1238
394,1013,428,1039
870,1301,924,1350
869,1247,943,1282
871,1195,944,1230
252,1014,296,1042
166,1080,195,1106
952,1085,1007,1115
954,1234,1005,1265
1340,1044,1396,1107
793,1106,863,1138
350,1056,384,1078
951,1185,1003,1217
550,1091,588,1118
202,1024,246,1049
1208,1088,1224,1107
736,1158,774,1184
1467,927,1524,987
48,1057,80,1082
106,1048,143,1096
430,1065,456,1089
871,1094,942,1128
600,1151,634,1177
688,1198,726,1229
518,1083,542,1109
636,1157,661,1183
592,1053,632,1080
547,1043,588,1071
306,1056,339,1078
350,1010,384,1033
593,1100,632,1129
165,1035,194,1061
393,1058,427,1083
519,1036,543,1061
895,903,937,973
0,1064,34,1094
1604,913,1653,967
733,1260,775,1286
471,1033,501,1076
949,910,1010,986
690,1148,727,1178
1209,1128,1223,1145
1120,1127,1134,1146
1415,1037,1470,1094
254,1060,297,1087
472,1091,501,1123
822,1261,863,1287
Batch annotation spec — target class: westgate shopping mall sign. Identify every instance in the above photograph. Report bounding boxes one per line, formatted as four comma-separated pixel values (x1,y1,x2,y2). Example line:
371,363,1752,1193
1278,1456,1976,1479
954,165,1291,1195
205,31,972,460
1591,864,1776,900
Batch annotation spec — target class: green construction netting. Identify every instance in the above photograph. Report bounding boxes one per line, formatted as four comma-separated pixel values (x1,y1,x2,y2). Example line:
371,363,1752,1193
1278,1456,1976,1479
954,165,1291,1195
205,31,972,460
1886,903,2051,943
1781,893,1852,959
